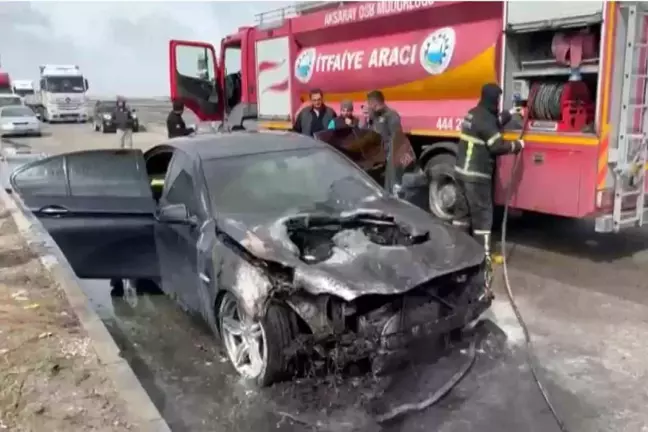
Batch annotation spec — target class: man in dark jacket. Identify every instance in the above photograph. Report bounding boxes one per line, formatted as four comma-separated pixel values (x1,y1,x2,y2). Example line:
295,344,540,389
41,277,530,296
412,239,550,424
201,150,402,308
453,83,525,260
167,100,195,139
114,97,134,149
292,88,336,137
365,90,410,194
327,100,359,130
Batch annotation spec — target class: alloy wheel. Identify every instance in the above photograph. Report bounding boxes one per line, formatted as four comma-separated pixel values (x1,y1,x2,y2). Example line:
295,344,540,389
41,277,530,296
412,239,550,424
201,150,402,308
219,292,268,380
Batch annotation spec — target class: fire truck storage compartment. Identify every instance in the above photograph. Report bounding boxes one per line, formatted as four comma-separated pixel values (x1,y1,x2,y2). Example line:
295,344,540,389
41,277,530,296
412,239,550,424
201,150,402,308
497,10,604,218
502,23,602,134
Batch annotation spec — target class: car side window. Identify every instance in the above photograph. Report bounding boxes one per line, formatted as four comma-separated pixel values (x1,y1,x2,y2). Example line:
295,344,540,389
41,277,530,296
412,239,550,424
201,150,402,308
162,152,198,216
11,157,67,196
67,151,151,198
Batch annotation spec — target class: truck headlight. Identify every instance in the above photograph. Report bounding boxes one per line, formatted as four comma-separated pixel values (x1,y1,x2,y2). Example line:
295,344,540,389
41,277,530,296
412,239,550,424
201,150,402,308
0,123,14,130
102,113,112,120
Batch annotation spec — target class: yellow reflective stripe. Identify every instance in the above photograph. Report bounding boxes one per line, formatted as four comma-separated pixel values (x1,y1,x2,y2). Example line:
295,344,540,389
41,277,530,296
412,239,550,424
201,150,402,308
463,141,474,171
486,133,501,146
150,178,165,187
454,166,491,179
459,133,485,144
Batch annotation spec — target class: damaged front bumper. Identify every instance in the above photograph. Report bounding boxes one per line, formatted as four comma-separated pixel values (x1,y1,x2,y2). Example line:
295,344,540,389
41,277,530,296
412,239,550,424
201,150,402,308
287,286,493,364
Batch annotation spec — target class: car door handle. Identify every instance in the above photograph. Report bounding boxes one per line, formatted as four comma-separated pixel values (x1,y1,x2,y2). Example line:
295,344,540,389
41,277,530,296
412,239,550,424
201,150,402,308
38,205,69,215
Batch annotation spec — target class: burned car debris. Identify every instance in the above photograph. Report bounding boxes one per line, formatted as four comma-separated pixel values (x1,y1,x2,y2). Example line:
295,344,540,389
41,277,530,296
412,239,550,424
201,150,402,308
9,131,491,386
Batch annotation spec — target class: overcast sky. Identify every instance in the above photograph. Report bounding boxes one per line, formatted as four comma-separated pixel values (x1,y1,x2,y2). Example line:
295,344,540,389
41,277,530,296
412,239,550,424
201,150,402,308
0,1,291,97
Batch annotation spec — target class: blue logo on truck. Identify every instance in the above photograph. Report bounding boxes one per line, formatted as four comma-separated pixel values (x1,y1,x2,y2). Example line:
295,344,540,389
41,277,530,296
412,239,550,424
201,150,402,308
294,48,316,84
420,27,456,75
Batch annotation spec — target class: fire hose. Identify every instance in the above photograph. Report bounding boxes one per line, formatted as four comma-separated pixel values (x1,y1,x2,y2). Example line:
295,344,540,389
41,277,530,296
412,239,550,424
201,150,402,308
529,82,564,121
500,101,570,432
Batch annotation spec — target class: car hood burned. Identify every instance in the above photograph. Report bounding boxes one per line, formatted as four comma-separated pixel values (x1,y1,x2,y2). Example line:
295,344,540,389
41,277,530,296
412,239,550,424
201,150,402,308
219,196,485,302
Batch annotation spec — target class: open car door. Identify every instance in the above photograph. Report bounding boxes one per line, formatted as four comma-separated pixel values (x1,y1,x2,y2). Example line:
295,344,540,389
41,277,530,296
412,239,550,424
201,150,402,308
10,149,159,281
169,39,223,122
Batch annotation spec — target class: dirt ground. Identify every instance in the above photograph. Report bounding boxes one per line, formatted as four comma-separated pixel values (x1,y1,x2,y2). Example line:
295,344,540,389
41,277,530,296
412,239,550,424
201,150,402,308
0,209,137,431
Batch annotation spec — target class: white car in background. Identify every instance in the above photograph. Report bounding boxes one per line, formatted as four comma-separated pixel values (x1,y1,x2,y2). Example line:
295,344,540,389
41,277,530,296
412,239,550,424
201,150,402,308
0,106,42,137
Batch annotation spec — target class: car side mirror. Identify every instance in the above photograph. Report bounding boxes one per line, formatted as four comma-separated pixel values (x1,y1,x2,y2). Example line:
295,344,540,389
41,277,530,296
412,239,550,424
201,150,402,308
156,203,197,226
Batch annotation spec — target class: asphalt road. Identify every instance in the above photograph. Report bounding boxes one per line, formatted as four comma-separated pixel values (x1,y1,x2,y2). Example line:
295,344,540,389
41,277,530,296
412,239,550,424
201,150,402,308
5,120,648,432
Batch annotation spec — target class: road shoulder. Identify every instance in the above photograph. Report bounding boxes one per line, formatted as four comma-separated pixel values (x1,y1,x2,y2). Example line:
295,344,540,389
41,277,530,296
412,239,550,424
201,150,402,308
0,189,170,432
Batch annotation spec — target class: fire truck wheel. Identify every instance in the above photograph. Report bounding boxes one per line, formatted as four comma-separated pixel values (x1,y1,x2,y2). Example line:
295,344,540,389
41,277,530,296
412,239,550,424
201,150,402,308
424,153,467,221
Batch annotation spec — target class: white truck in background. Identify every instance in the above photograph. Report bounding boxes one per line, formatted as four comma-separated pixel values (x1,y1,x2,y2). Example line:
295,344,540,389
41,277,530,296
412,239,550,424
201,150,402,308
12,80,40,116
37,65,89,123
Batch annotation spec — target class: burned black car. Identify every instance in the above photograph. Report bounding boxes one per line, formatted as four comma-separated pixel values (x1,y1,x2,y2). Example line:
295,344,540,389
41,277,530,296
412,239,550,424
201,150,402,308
9,131,491,386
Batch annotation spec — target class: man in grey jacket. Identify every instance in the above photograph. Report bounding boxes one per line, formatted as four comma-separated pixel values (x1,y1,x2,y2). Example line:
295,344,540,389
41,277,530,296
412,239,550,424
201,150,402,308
114,97,134,149
365,90,409,194
292,88,336,137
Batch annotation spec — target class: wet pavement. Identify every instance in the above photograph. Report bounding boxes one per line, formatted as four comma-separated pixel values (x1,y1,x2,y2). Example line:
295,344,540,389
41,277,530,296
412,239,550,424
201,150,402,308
6,124,648,431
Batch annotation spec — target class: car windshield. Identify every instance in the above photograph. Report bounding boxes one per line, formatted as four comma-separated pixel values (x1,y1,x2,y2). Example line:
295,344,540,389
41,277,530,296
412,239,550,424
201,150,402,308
0,107,32,117
0,97,22,107
98,103,116,113
205,147,384,215
44,76,85,93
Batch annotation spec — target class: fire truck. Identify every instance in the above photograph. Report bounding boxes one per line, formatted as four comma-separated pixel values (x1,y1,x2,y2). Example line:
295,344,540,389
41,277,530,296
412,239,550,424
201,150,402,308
169,1,648,233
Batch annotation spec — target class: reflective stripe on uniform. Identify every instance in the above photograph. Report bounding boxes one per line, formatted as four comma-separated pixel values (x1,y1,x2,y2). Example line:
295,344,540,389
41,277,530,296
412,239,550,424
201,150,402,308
461,133,485,172
463,140,474,171
486,133,501,146
473,229,491,235
150,178,164,187
454,166,491,179
452,220,469,226
459,133,485,144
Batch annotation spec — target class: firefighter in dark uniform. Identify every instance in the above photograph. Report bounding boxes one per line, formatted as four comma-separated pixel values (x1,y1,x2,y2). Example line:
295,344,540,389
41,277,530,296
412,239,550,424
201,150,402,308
167,100,195,138
453,83,525,260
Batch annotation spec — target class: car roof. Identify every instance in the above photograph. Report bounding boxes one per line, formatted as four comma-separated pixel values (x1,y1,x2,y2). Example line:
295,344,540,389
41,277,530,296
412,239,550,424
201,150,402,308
163,130,326,160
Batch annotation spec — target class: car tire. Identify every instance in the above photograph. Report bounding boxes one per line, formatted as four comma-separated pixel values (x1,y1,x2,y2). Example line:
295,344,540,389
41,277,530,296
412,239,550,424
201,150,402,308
217,292,294,387
260,302,296,386
425,153,467,221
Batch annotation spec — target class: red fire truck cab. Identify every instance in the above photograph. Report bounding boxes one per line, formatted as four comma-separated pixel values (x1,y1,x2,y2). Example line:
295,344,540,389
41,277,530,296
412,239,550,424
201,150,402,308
0,71,12,94
169,1,648,233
